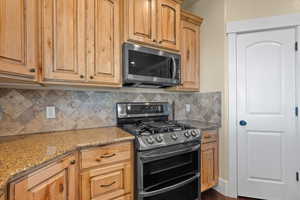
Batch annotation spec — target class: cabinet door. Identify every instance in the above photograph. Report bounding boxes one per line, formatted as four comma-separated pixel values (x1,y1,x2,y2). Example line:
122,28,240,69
42,0,86,82
180,20,200,91
0,0,38,80
201,142,219,192
81,162,132,200
11,155,77,200
86,0,121,86
157,0,180,51
127,0,157,45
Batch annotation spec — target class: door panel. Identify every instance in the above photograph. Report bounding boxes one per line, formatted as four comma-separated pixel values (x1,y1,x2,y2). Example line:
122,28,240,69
157,0,180,51
87,0,121,85
12,155,77,200
127,0,156,45
0,0,38,79
237,28,298,200
42,0,86,82
29,171,67,200
180,20,199,90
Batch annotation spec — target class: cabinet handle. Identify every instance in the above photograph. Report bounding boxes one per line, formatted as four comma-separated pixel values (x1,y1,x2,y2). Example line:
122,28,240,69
80,75,84,79
70,160,76,165
159,41,162,44
29,68,36,73
204,135,212,139
100,181,116,188
59,183,64,193
90,76,94,79
100,153,116,158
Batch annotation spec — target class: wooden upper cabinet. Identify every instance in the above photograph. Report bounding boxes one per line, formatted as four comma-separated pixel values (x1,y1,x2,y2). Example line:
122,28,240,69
10,154,77,200
157,0,180,51
127,0,157,45
86,0,121,86
0,0,39,81
125,0,182,51
177,10,202,91
41,0,86,83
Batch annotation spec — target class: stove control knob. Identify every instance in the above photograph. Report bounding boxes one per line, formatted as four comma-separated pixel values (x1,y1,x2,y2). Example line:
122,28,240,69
156,135,163,143
171,133,178,140
191,130,198,137
146,137,154,144
184,131,191,138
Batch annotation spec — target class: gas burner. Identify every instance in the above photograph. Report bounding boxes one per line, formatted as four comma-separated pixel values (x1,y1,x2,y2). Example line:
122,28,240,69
117,102,201,151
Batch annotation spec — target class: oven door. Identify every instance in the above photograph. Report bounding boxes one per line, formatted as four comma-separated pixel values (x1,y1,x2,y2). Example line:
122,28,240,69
137,142,200,200
123,43,180,87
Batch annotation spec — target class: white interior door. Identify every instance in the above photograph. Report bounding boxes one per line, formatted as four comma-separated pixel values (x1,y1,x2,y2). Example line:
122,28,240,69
237,28,298,200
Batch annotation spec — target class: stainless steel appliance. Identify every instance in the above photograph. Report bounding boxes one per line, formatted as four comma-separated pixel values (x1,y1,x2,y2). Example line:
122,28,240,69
123,43,181,88
117,102,201,200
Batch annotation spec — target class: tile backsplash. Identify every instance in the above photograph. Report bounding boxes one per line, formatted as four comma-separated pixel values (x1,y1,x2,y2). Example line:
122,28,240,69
0,89,221,137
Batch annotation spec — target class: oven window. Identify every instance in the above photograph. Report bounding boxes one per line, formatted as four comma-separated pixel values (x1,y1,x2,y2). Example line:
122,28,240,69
143,151,199,191
128,50,173,79
144,178,199,200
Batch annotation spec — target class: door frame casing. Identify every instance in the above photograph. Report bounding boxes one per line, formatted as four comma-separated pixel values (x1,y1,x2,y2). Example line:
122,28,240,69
227,13,300,198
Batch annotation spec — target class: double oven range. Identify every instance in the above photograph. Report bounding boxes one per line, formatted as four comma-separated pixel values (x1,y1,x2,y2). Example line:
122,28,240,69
117,102,201,200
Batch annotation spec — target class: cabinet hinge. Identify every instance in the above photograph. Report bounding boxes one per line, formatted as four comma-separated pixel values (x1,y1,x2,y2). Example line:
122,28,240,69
296,172,299,182
295,42,298,51
296,107,299,117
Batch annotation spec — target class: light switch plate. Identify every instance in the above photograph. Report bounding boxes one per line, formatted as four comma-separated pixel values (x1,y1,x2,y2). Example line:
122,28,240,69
185,104,191,112
46,106,56,119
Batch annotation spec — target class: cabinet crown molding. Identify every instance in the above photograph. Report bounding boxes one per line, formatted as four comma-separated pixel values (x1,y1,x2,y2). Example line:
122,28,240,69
181,9,203,26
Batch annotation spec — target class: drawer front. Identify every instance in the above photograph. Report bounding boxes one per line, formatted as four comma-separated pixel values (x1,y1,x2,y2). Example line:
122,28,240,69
202,130,218,144
81,142,131,169
91,170,123,197
81,162,132,200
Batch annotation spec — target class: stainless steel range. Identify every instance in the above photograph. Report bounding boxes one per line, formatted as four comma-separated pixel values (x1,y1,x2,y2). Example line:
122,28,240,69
117,102,201,200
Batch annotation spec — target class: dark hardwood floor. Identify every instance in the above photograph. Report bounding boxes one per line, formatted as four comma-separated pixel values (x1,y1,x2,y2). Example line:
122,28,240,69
202,189,259,200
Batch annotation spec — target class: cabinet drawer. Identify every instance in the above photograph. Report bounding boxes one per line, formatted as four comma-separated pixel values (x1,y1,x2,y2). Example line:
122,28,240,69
201,130,218,144
80,142,131,169
81,162,132,200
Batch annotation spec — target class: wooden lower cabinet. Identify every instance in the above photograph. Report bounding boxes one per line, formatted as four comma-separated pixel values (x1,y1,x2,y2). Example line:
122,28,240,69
81,162,132,200
201,130,219,192
9,154,77,200
80,141,134,200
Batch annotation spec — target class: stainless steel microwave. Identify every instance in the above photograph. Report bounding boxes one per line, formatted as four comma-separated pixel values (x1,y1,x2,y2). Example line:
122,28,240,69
123,43,181,88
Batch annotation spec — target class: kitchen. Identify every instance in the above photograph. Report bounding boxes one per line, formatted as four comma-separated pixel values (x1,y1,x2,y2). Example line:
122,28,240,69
0,0,300,200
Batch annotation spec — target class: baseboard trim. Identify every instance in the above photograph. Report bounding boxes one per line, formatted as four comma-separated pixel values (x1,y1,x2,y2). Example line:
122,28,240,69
213,178,229,197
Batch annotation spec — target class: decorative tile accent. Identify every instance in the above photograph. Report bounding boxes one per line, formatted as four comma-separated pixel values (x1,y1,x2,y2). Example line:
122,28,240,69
0,89,221,137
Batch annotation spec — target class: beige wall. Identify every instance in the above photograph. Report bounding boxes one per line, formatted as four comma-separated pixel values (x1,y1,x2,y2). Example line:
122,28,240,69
182,0,228,180
226,0,300,21
183,0,300,182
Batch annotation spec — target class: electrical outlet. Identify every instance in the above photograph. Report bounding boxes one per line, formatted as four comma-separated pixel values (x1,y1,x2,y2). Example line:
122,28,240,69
185,104,191,112
46,106,56,119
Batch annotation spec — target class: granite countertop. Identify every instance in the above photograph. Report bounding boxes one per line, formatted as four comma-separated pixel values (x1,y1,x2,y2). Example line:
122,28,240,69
0,127,134,196
178,120,221,131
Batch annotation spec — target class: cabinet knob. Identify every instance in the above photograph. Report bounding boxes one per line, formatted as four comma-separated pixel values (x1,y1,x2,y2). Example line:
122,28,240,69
159,41,162,44
80,75,84,79
29,68,36,73
70,160,76,165
153,39,156,42
90,76,94,79
59,183,64,193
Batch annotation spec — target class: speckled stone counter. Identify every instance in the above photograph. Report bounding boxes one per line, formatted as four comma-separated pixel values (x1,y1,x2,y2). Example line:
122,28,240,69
178,120,221,131
0,127,134,197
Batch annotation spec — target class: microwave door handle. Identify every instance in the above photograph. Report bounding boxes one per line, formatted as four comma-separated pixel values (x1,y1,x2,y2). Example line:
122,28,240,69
171,56,177,79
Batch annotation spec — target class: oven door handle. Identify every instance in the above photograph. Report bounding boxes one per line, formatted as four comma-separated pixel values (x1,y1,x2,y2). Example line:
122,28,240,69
140,144,200,162
140,174,200,197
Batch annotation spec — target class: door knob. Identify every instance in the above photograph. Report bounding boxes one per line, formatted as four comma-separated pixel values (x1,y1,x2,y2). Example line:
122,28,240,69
239,120,247,126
